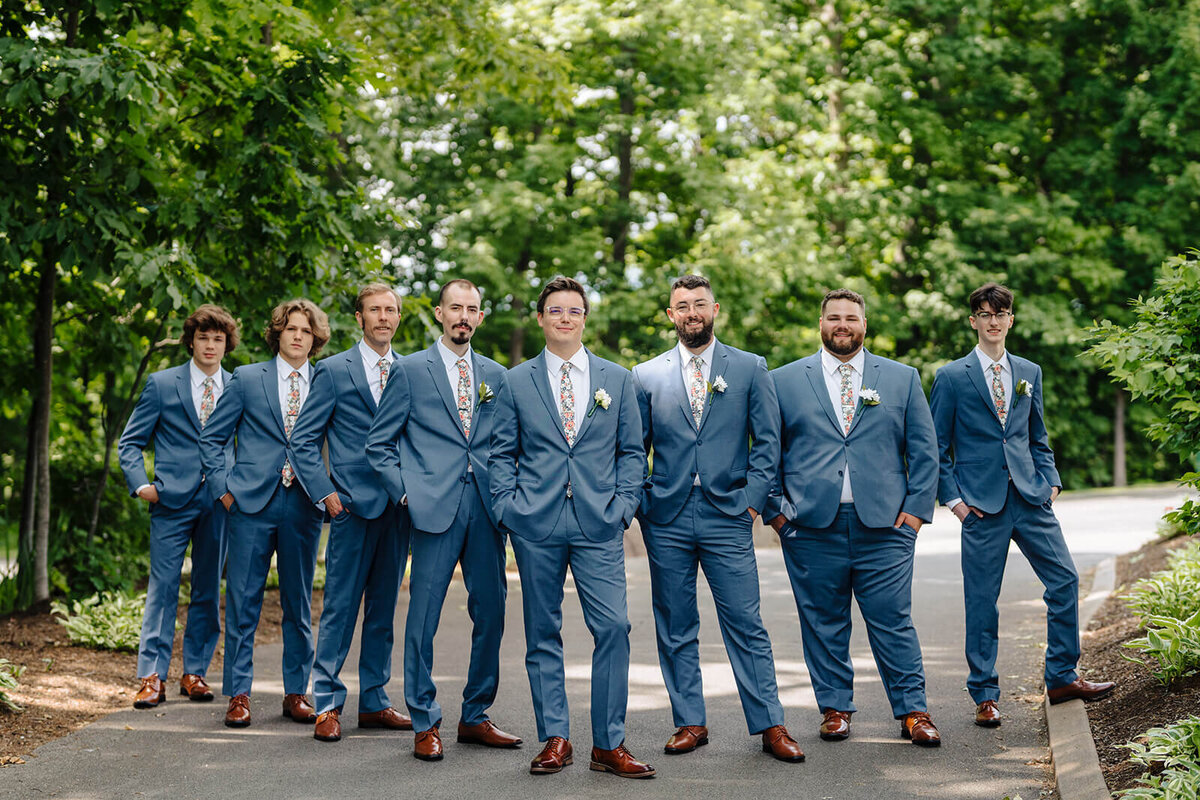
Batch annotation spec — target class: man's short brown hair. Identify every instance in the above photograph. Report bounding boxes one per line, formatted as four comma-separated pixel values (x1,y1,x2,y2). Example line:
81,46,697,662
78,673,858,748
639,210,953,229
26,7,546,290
264,298,331,358
537,276,589,316
355,282,402,313
670,274,714,300
820,288,866,316
438,278,482,306
182,304,239,354
969,283,1014,314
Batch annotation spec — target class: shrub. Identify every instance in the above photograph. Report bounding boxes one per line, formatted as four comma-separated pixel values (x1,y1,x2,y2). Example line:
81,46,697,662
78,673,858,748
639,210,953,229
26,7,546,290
1118,715,1200,799
1124,542,1200,623
1122,610,1200,687
0,658,25,713
50,591,150,652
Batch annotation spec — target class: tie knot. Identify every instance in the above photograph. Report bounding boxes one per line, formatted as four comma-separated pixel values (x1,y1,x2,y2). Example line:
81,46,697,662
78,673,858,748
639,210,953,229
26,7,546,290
560,362,571,375
377,357,388,369
202,376,214,387
838,363,853,377
690,355,704,368
992,363,1003,375
289,370,300,380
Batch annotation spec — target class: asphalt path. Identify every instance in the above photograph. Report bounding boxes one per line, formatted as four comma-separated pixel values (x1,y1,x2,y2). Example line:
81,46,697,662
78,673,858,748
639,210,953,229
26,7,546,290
1,486,1186,800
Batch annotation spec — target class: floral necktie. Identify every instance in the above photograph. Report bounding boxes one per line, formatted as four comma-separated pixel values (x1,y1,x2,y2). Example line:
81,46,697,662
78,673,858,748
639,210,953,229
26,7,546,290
689,355,705,427
199,377,215,428
281,370,300,487
838,363,855,435
559,362,576,446
377,357,389,399
991,363,1007,426
456,358,472,437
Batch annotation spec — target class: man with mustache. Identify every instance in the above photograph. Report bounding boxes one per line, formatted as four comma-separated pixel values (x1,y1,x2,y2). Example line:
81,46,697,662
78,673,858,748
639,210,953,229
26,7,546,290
631,275,803,762
930,283,1114,728
366,279,521,761
766,289,942,747
290,283,413,742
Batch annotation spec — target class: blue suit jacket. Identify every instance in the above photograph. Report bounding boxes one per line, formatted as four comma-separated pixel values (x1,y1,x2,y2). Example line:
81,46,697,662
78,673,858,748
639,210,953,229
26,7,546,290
198,359,303,515
929,351,1062,514
488,349,644,543
365,344,508,534
289,345,398,521
119,363,233,511
765,350,938,530
632,341,780,523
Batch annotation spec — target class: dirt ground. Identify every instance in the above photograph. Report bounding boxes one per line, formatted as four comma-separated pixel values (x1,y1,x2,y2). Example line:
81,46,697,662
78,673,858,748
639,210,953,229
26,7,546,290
1078,534,1200,794
0,588,323,764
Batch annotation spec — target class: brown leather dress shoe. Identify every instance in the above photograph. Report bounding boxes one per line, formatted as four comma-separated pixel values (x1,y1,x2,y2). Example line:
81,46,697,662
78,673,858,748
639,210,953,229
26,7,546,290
664,725,709,754
819,710,851,741
589,743,656,778
457,719,523,748
1046,678,1116,705
762,725,806,762
358,706,413,730
414,727,443,761
314,709,342,742
282,693,317,723
975,700,1002,727
133,674,165,709
900,712,941,747
224,694,251,728
530,737,573,774
179,673,214,702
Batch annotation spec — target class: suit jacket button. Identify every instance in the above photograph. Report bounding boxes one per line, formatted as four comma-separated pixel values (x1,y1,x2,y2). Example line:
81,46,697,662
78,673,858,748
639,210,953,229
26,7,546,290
697,439,702,446
1002,465,1008,471
568,452,573,459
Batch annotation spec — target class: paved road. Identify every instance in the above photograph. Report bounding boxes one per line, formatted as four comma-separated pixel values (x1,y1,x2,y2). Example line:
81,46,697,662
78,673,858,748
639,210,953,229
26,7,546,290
1,486,1187,800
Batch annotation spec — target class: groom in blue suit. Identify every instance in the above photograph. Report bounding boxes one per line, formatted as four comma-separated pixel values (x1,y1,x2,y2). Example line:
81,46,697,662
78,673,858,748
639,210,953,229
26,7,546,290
290,283,413,742
119,305,239,709
489,276,655,779
366,278,521,761
930,282,1114,727
200,299,331,728
632,275,803,763
766,289,942,747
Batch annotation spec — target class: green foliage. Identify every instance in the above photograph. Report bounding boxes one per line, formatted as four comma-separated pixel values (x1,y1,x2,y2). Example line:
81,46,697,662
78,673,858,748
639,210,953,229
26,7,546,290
1124,542,1200,623
1119,716,1200,799
0,658,25,713
50,591,150,652
1122,611,1200,688
264,560,326,592
1162,496,1200,540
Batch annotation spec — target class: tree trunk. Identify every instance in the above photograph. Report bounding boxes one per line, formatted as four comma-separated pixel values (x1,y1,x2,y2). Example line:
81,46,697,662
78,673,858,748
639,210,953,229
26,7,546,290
27,258,55,610
1113,387,1127,487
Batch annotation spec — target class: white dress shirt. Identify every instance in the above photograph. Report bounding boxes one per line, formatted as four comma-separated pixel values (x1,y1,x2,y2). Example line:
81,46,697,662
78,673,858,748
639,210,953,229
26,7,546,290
189,358,225,419
821,347,865,503
437,338,475,400
358,339,395,404
275,355,312,418
544,346,590,421
946,347,1013,511
678,339,716,485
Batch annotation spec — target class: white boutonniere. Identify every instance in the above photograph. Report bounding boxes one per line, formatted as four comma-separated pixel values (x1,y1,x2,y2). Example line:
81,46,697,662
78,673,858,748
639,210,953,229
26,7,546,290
476,380,495,409
860,388,881,406
1016,379,1032,397
588,388,612,417
707,375,728,395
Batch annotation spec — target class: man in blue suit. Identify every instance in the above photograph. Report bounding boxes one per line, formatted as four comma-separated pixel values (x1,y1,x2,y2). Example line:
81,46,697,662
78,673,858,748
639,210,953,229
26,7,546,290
200,299,331,728
119,304,239,709
366,279,521,761
489,276,655,778
290,283,413,742
632,275,803,763
766,289,942,747
930,282,1114,727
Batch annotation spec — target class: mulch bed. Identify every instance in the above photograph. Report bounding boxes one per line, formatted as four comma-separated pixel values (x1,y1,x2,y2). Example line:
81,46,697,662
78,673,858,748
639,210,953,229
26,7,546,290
0,587,323,764
1079,534,1200,794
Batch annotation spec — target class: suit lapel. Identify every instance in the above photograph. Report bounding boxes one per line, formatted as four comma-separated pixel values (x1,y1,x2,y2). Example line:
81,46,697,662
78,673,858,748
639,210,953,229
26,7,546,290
529,352,570,444
804,356,842,434
846,352,879,437
426,345,463,434
964,353,1003,426
696,341,728,434
663,349,697,431
1006,355,1028,429
345,347,377,411
261,360,286,434
573,351,605,443
176,367,201,432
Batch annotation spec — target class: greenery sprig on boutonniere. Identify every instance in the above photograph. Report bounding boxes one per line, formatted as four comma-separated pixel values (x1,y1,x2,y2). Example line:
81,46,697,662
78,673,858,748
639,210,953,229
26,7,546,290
707,375,728,395
1016,379,1032,397
588,388,612,417
860,388,881,406
476,381,495,409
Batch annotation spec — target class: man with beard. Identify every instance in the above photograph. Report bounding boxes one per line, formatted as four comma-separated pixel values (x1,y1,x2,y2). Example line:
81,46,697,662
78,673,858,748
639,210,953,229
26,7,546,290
290,283,413,742
366,279,522,761
766,289,942,747
631,275,803,762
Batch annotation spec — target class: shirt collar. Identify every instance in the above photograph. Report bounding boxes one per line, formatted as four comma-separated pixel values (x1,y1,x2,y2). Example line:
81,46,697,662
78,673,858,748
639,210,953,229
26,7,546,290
274,354,310,383
358,338,394,367
676,338,716,367
544,346,587,375
973,346,1010,374
821,347,865,376
189,359,223,390
436,337,473,370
